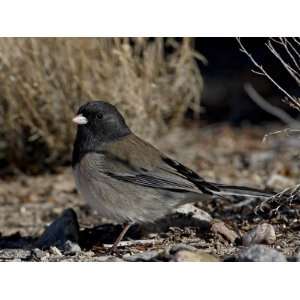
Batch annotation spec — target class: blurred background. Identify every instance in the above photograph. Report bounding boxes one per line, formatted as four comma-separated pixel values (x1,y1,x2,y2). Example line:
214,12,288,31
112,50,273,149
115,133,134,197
0,37,299,175
1,37,300,261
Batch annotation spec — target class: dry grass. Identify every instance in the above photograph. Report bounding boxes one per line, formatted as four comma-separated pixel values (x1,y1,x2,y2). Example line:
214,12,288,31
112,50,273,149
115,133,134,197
0,38,204,172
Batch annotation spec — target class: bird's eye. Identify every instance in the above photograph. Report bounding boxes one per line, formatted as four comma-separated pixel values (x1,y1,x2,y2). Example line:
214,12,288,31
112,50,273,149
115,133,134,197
96,112,103,120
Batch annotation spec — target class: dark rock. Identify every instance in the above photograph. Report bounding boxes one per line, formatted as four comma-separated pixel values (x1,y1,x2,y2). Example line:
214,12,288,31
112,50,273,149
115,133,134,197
36,208,80,250
0,232,35,249
288,248,300,262
237,245,286,262
286,256,298,262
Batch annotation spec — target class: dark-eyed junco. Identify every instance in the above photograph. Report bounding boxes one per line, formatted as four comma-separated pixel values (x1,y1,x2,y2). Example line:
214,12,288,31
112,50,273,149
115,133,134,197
72,101,273,250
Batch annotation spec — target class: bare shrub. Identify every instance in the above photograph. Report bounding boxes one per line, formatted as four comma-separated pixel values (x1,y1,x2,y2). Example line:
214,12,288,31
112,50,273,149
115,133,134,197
237,37,300,111
237,38,300,213
0,38,204,172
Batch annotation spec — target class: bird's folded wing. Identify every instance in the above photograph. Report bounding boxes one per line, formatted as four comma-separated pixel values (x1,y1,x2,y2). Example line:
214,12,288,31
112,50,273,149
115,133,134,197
91,150,220,195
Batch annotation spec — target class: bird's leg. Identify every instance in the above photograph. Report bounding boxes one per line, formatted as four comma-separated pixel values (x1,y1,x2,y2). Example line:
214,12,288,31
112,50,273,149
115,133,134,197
110,222,132,253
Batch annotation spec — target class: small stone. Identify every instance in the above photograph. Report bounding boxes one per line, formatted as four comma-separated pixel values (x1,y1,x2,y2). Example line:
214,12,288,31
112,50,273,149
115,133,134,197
63,240,81,255
49,246,63,256
237,245,286,262
172,250,219,262
176,204,212,223
166,243,197,256
242,223,276,246
41,255,51,262
32,248,48,260
267,174,294,190
211,221,238,243
124,250,160,262
85,250,95,257
95,256,124,262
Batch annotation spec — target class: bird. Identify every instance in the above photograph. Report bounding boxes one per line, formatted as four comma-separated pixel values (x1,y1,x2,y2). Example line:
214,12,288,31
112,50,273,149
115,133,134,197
72,100,273,251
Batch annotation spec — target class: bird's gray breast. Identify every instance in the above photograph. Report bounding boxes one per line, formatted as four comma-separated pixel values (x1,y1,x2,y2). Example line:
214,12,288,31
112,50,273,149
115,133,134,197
73,152,206,223
73,153,123,221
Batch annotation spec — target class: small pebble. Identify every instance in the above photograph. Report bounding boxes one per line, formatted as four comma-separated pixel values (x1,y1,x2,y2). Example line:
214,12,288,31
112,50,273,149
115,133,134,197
32,248,48,260
49,246,63,256
267,174,294,190
85,250,95,257
211,221,238,243
176,204,212,223
95,256,124,262
41,255,51,262
242,223,276,246
166,243,197,256
124,250,160,262
63,240,81,255
172,250,219,262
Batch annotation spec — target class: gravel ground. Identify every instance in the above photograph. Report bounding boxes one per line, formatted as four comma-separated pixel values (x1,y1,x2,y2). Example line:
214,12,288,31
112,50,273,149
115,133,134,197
1,123,300,261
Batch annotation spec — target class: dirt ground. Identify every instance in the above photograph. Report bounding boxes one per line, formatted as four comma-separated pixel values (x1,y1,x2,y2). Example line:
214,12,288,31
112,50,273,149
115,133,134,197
1,122,300,261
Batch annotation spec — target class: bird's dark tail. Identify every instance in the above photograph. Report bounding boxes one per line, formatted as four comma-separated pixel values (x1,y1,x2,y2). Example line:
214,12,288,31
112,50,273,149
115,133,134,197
211,183,274,199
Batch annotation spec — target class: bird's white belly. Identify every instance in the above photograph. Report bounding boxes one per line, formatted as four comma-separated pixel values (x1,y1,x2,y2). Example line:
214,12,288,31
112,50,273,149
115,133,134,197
73,164,182,224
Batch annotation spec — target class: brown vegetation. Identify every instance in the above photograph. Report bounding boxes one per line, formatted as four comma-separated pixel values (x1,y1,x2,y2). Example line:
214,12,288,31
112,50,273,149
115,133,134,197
0,38,204,172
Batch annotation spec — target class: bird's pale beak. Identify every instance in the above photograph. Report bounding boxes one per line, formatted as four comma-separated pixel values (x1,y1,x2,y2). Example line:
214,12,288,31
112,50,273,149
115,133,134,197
72,114,88,125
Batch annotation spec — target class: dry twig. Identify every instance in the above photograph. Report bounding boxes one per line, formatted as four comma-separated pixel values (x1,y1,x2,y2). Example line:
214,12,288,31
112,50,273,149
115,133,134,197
103,238,165,248
244,82,299,126
237,38,300,111
255,184,300,216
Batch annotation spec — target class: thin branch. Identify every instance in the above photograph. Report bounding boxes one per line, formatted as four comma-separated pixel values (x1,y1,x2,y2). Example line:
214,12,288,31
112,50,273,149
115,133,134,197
266,41,300,86
292,37,300,47
255,184,300,215
244,82,300,126
262,128,300,143
103,238,165,248
251,70,265,76
283,38,300,70
236,38,300,111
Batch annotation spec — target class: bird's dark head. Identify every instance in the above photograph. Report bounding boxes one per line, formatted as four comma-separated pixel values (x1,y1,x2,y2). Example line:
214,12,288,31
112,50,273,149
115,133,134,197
72,101,131,163
73,101,130,140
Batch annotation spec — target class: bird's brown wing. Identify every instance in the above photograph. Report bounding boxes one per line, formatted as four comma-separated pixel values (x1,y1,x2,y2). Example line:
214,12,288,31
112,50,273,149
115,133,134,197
95,133,220,195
